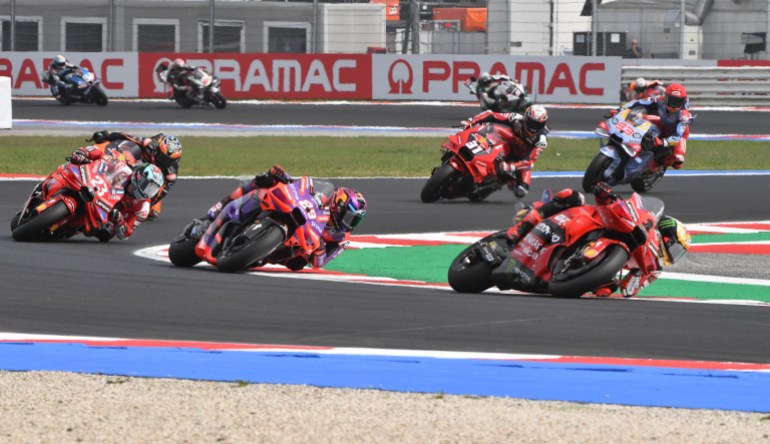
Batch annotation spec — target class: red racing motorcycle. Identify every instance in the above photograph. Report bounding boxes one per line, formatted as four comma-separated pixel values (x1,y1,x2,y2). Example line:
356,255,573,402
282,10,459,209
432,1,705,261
11,156,134,242
448,189,666,298
168,176,333,273
421,123,511,203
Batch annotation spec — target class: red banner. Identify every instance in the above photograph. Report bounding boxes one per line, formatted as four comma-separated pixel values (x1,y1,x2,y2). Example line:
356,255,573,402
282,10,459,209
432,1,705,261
139,53,372,100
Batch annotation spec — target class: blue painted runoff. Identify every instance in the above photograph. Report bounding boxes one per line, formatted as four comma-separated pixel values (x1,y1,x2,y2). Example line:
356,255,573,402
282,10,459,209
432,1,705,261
1,342,768,413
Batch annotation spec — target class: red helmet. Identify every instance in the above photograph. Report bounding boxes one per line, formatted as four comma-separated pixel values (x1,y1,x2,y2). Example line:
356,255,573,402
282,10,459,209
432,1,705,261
665,83,687,112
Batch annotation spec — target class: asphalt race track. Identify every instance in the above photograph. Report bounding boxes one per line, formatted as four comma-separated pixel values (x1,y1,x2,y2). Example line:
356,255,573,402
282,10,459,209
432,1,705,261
2,100,770,365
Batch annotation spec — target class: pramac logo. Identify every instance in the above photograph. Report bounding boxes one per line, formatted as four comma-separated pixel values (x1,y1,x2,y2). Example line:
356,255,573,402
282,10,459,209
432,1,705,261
388,59,413,94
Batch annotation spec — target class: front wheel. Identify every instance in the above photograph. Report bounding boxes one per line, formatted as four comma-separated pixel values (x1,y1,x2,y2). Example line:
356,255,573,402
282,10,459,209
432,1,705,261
12,201,71,242
582,153,613,193
421,163,459,203
210,92,227,109
630,167,667,193
549,244,629,298
215,221,286,273
89,85,108,106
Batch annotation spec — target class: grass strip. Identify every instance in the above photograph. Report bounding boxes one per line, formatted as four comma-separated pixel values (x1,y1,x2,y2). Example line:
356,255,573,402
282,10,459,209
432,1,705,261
1,136,769,176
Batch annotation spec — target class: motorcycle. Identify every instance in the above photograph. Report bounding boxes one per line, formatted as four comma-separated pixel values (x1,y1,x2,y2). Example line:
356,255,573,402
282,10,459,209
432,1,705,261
448,189,666,298
421,123,512,203
168,176,334,273
155,63,227,109
11,155,133,242
47,67,109,106
582,108,668,194
464,77,530,113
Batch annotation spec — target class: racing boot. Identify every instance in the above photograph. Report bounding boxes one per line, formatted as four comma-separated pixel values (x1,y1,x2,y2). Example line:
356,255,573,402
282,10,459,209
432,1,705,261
148,201,162,220
592,282,619,297
505,209,542,245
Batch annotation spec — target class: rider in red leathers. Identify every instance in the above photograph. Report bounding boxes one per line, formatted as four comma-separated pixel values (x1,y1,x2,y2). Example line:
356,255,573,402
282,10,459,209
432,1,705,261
89,130,182,219
68,146,165,240
460,104,549,198
618,83,692,170
201,165,367,270
504,182,691,297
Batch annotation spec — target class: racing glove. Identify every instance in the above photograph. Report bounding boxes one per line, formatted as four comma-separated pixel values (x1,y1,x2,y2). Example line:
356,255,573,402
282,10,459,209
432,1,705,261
592,181,618,204
207,200,225,221
460,119,473,130
70,148,92,165
495,158,516,182
253,164,292,188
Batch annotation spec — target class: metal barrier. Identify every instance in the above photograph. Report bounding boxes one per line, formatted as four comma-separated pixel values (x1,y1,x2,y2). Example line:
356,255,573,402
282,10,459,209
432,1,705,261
622,66,770,107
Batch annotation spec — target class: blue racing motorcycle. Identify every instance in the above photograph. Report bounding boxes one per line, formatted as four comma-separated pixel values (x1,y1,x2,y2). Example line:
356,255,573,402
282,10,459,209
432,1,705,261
48,67,108,106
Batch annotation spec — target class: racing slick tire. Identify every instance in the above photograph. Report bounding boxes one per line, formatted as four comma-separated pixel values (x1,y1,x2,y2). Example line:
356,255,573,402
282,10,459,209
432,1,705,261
447,232,502,293
549,244,629,298
421,163,459,203
89,85,109,106
210,92,227,109
215,221,286,273
582,153,613,193
168,236,203,268
11,201,70,242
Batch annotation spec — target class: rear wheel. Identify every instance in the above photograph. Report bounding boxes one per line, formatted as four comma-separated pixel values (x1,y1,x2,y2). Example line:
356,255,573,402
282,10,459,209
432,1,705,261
583,153,613,193
215,222,286,273
421,163,459,203
447,232,505,293
12,201,70,242
549,244,629,298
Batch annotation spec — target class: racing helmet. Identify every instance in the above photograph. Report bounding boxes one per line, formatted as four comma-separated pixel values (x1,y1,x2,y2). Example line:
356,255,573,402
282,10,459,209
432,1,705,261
657,215,691,266
129,163,164,200
478,71,491,84
665,83,687,113
172,58,186,68
524,104,548,135
330,187,367,232
52,54,67,68
148,134,182,168
634,77,647,91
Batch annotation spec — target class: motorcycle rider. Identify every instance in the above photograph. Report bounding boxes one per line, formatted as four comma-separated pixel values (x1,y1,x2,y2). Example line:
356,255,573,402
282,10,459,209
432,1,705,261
202,164,367,270
460,104,549,198
165,58,206,102
623,77,666,102
616,83,691,170
504,182,691,298
472,72,531,113
89,130,182,220
41,54,81,98
68,146,165,241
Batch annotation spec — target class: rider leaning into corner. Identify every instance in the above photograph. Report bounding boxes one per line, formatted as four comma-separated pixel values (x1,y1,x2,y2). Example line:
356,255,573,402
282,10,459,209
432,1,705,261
165,58,207,102
88,130,182,220
614,83,692,170
68,146,165,241
460,104,550,199
202,164,368,271
504,182,691,298
473,72,531,114
41,54,81,98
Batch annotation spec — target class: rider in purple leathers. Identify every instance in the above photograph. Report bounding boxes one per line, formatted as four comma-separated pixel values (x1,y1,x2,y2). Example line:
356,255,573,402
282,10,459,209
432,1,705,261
202,165,367,270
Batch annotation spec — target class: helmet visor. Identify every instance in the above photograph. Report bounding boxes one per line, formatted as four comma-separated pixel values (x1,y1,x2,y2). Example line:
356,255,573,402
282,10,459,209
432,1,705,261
666,95,686,111
664,238,687,264
526,118,546,132
341,204,366,230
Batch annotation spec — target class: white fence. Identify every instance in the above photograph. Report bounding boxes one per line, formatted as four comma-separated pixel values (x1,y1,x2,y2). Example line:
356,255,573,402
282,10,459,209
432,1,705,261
622,66,770,107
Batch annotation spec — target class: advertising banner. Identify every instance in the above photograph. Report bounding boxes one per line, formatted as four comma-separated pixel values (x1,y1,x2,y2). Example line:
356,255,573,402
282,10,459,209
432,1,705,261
372,55,622,104
139,53,372,100
0,53,138,97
